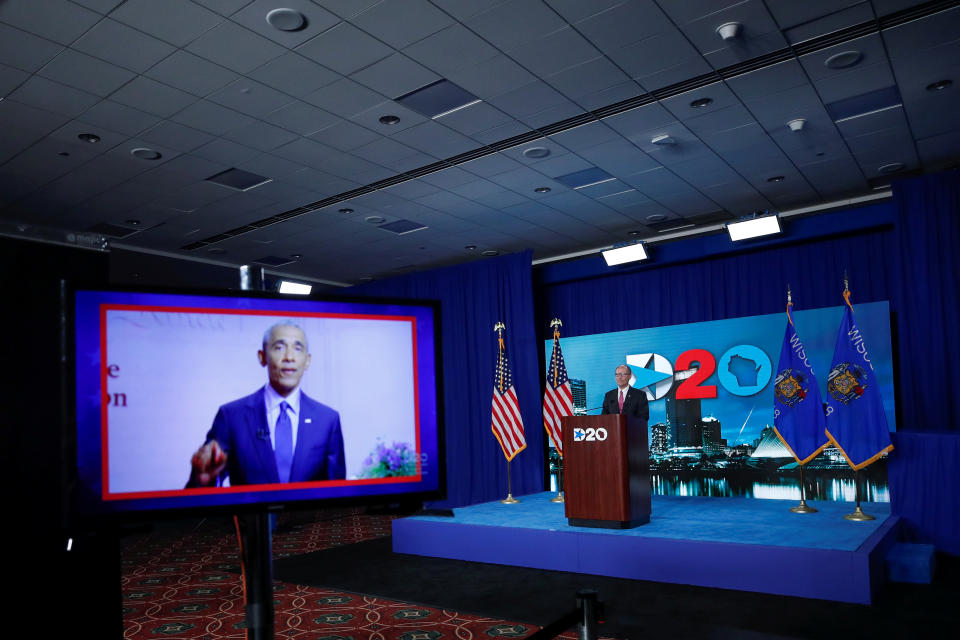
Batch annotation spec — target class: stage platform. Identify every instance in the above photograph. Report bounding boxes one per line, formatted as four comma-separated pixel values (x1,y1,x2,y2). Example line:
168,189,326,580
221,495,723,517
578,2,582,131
393,492,900,604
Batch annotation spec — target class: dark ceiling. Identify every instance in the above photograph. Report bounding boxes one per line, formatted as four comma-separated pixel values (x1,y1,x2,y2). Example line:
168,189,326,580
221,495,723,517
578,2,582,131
1,0,958,286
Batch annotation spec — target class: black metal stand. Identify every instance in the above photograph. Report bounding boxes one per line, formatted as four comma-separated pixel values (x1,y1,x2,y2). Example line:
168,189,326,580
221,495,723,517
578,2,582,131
236,512,275,639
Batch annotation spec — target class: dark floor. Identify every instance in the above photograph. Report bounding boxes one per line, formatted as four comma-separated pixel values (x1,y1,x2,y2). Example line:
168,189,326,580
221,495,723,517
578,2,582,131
275,536,958,639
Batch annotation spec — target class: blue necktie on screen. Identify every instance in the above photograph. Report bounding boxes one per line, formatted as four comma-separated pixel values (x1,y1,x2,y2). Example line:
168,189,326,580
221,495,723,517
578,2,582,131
275,401,293,482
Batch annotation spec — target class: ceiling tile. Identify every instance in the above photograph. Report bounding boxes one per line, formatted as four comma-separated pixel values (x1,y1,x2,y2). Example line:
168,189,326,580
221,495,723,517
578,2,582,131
111,0,223,47
302,77,387,117
575,0,674,51
110,76,197,118
466,0,567,51
187,21,287,73
248,52,340,98
352,0,454,49
0,23,63,73
403,24,500,75
8,76,100,118
208,78,294,117
0,0,101,45
222,120,300,151
139,121,216,152
295,21,393,75
37,49,136,97
144,50,240,97
77,100,160,137
72,18,177,74
170,100,255,135
350,53,441,99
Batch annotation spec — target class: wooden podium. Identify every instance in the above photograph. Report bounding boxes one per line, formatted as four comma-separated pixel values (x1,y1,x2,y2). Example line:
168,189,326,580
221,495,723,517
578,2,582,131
562,414,650,528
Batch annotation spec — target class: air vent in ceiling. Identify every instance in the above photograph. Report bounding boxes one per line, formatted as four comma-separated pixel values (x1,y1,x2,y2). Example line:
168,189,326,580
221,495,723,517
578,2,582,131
379,219,428,234
253,255,295,267
206,168,272,191
554,167,615,189
826,86,902,122
87,222,139,238
396,80,480,118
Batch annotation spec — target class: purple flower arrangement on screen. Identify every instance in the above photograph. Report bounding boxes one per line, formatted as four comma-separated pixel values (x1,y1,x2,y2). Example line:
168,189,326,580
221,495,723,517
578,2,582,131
359,439,418,478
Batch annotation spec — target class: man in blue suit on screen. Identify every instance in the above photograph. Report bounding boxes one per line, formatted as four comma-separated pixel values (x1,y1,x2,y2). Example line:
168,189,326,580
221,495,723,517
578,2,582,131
188,321,345,487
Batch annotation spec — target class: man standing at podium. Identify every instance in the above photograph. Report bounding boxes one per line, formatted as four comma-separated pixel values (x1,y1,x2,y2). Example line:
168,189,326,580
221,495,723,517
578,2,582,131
601,364,649,425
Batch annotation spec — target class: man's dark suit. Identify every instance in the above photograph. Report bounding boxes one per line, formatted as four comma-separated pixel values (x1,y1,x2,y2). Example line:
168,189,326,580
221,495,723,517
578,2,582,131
601,386,649,424
189,387,345,486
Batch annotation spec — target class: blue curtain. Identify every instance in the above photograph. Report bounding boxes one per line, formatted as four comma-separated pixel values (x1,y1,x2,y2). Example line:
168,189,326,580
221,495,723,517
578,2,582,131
889,432,960,555
892,172,960,430
350,251,543,507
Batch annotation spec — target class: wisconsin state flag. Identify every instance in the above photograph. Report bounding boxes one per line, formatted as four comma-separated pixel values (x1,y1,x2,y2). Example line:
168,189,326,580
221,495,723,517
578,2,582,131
773,317,829,464
824,299,894,469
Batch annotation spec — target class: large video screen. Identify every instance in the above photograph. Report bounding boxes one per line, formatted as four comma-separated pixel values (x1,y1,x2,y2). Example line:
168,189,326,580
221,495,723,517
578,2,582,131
73,289,442,514
547,302,895,502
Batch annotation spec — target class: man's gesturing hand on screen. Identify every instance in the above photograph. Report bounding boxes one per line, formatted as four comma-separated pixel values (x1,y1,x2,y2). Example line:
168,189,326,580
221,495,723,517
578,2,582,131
191,440,227,487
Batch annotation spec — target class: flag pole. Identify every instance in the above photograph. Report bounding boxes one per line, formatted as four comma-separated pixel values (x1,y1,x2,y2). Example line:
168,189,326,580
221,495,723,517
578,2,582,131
790,463,817,513
501,458,519,504
844,469,875,521
783,286,817,514
547,317,565,503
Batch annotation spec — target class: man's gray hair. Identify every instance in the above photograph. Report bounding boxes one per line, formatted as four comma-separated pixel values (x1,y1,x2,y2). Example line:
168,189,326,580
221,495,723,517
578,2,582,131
262,321,309,351
615,364,632,375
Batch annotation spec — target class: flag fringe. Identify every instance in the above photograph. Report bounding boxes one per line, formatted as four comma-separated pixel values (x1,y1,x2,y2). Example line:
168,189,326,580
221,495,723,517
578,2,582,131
772,426,827,466
825,429,894,470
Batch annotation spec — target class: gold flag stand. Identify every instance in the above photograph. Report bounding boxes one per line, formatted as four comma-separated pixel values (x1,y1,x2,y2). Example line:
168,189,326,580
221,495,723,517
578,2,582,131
501,459,519,504
844,469,875,521
790,463,817,513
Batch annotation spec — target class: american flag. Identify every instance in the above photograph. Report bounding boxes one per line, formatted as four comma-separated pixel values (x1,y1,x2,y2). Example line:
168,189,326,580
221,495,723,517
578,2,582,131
491,324,526,461
542,322,572,456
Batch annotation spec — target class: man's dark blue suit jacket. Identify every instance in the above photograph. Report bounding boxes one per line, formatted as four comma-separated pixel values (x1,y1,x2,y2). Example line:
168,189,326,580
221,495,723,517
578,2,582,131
192,387,345,486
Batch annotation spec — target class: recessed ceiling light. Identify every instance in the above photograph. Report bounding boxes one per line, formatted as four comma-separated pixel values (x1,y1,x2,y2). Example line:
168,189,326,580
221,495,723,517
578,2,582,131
689,97,713,108
338,207,354,214
628,230,642,236
534,186,551,193
646,213,667,222
278,280,312,295
464,245,477,250
290,253,302,259
358,276,374,283
926,79,952,92
481,250,499,256
767,175,785,182
131,147,162,160
651,134,675,145
265,8,306,31
365,215,386,224
824,50,862,69
522,146,551,159
125,219,141,226
878,162,905,174
379,115,400,125
77,133,100,143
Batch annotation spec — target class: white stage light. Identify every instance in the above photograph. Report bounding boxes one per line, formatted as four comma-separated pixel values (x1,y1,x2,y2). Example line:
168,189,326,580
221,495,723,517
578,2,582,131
726,214,781,241
278,280,312,295
602,242,648,266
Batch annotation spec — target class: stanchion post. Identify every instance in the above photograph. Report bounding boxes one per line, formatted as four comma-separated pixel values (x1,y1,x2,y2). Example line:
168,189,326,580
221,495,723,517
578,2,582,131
576,589,598,640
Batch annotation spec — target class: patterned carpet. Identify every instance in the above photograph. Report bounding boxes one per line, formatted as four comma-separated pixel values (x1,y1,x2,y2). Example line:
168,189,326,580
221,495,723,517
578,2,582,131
121,509,582,639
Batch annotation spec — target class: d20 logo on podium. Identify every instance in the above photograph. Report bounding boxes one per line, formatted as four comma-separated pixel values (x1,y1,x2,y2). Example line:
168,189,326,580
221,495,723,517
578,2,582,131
573,427,608,442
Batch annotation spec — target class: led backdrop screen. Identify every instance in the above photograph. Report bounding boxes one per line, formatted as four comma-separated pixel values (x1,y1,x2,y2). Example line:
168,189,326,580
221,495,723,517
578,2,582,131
547,302,895,502
74,289,442,514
